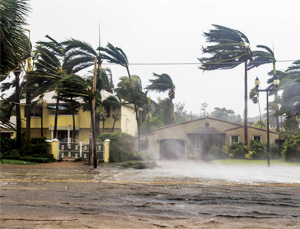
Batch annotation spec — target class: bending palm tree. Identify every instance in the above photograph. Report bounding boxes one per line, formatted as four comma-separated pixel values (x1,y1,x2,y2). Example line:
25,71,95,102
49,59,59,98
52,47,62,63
146,73,175,125
28,35,66,139
102,43,142,150
199,24,253,145
248,45,280,131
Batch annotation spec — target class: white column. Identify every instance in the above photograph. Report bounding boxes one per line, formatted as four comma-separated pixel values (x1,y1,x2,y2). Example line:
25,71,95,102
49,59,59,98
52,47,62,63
67,129,70,144
79,141,82,158
50,130,53,140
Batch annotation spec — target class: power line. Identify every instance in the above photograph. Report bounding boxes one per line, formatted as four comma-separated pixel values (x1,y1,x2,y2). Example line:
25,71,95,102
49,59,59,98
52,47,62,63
101,59,298,66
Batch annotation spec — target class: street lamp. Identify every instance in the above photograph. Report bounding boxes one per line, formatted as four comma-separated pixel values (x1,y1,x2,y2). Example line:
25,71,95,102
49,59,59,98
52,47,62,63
255,76,280,167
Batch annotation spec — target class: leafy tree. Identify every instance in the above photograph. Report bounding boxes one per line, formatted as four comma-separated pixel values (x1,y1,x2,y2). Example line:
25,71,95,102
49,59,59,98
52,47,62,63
199,24,253,145
146,73,175,125
210,107,242,124
101,43,142,150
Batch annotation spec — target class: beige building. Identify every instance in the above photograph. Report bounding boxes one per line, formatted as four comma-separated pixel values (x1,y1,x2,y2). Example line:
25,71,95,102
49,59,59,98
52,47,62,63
134,117,279,160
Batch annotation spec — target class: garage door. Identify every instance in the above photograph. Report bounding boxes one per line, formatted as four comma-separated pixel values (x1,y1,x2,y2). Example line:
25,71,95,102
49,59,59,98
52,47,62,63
159,139,185,159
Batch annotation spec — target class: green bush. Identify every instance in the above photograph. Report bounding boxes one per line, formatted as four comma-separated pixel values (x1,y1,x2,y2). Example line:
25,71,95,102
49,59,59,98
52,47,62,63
270,142,281,159
1,149,21,160
98,132,134,162
1,137,16,153
282,134,300,162
249,140,267,159
227,142,249,159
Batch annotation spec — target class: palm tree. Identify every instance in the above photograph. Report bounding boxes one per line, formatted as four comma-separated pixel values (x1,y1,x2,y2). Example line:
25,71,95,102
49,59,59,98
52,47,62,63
102,43,142,150
280,60,300,117
248,45,280,131
102,95,123,132
0,0,30,75
199,24,253,145
146,73,175,125
249,88,263,128
28,35,66,139
57,74,99,168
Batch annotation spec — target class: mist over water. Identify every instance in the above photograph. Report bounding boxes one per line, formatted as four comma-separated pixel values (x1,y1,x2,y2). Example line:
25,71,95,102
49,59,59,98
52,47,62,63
151,161,300,184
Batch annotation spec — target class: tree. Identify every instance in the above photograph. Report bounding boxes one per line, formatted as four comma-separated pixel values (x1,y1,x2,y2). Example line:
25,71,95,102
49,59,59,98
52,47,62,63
199,24,253,145
101,43,142,151
210,107,242,124
57,74,99,168
0,0,30,75
146,73,175,125
248,45,280,131
28,35,67,139
280,60,300,117
102,95,122,132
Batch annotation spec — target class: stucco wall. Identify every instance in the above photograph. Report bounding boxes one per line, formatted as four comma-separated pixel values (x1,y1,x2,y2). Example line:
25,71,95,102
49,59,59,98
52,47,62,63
120,105,138,137
134,117,279,159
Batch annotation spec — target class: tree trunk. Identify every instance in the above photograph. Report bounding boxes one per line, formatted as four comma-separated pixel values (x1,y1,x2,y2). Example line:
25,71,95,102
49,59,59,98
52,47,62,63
25,92,31,139
95,113,100,136
90,99,97,168
272,62,280,132
244,62,248,146
53,95,60,139
126,67,141,151
72,102,75,140
40,105,43,137
15,71,22,149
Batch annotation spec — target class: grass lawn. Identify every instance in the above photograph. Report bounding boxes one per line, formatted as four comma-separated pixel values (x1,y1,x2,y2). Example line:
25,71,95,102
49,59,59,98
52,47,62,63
0,159,37,165
210,158,300,166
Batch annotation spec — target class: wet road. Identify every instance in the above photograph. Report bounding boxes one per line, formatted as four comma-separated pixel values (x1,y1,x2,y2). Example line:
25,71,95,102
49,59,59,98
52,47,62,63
1,161,300,228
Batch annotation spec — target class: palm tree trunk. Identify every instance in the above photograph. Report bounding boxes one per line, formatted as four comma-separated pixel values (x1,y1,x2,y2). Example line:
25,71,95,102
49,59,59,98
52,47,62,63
40,105,43,137
90,99,97,168
53,95,60,139
126,66,141,151
15,71,22,150
244,62,248,146
25,92,31,139
272,62,280,132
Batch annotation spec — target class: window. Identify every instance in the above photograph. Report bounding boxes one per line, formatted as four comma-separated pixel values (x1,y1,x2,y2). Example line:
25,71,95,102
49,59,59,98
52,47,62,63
231,135,239,144
252,135,262,142
24,106,41,117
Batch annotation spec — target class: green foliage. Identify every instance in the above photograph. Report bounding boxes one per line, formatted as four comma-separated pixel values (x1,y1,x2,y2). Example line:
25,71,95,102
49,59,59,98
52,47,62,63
98,132,134,162
249,140,267,159
224,142,249,159
210,107,242,124
270,142,281,159
282,134,300,162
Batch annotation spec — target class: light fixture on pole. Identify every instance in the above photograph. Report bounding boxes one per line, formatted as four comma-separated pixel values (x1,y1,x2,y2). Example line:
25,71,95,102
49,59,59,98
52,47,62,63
255,76,280,167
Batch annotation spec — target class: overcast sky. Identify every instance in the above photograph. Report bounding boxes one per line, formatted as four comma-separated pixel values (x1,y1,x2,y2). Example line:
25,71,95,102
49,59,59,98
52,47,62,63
25,0,300,118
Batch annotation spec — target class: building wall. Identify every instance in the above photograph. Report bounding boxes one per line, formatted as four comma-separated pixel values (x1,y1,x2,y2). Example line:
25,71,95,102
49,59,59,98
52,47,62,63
134,117,279,159
120,105,138,137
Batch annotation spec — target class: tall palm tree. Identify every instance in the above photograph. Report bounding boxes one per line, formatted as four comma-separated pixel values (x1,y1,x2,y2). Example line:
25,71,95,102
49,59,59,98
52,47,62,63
146,73,175,125
57,74,99,168
0,0,30,75
248,45,280,131
199,24,253,145
102,43,142,150
249,88,263,128
28,35,66,139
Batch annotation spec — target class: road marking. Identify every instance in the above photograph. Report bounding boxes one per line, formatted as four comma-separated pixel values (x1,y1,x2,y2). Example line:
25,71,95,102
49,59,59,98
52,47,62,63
1,178,300,187
0,187,48,190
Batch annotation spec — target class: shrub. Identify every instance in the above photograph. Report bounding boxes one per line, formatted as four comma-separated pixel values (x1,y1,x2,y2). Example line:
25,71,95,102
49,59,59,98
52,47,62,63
270,142,281,159
249,140,267,159
282,134,300,162
0,137,16,153
98,132,134,162
227,142,249,159
1,149,21,160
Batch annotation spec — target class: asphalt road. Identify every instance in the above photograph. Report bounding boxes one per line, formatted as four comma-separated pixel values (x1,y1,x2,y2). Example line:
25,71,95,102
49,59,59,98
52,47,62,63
1,161,300,228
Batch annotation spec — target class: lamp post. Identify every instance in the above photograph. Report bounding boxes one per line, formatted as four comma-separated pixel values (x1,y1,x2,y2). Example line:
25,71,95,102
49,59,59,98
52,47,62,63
254,76,280,167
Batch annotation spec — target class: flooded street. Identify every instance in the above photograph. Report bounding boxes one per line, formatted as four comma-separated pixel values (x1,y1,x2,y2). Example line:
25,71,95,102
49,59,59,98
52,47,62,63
1,161,300,228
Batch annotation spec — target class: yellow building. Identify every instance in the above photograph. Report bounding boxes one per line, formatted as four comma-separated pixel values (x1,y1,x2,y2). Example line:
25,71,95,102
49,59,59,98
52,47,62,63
19,90,141,141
